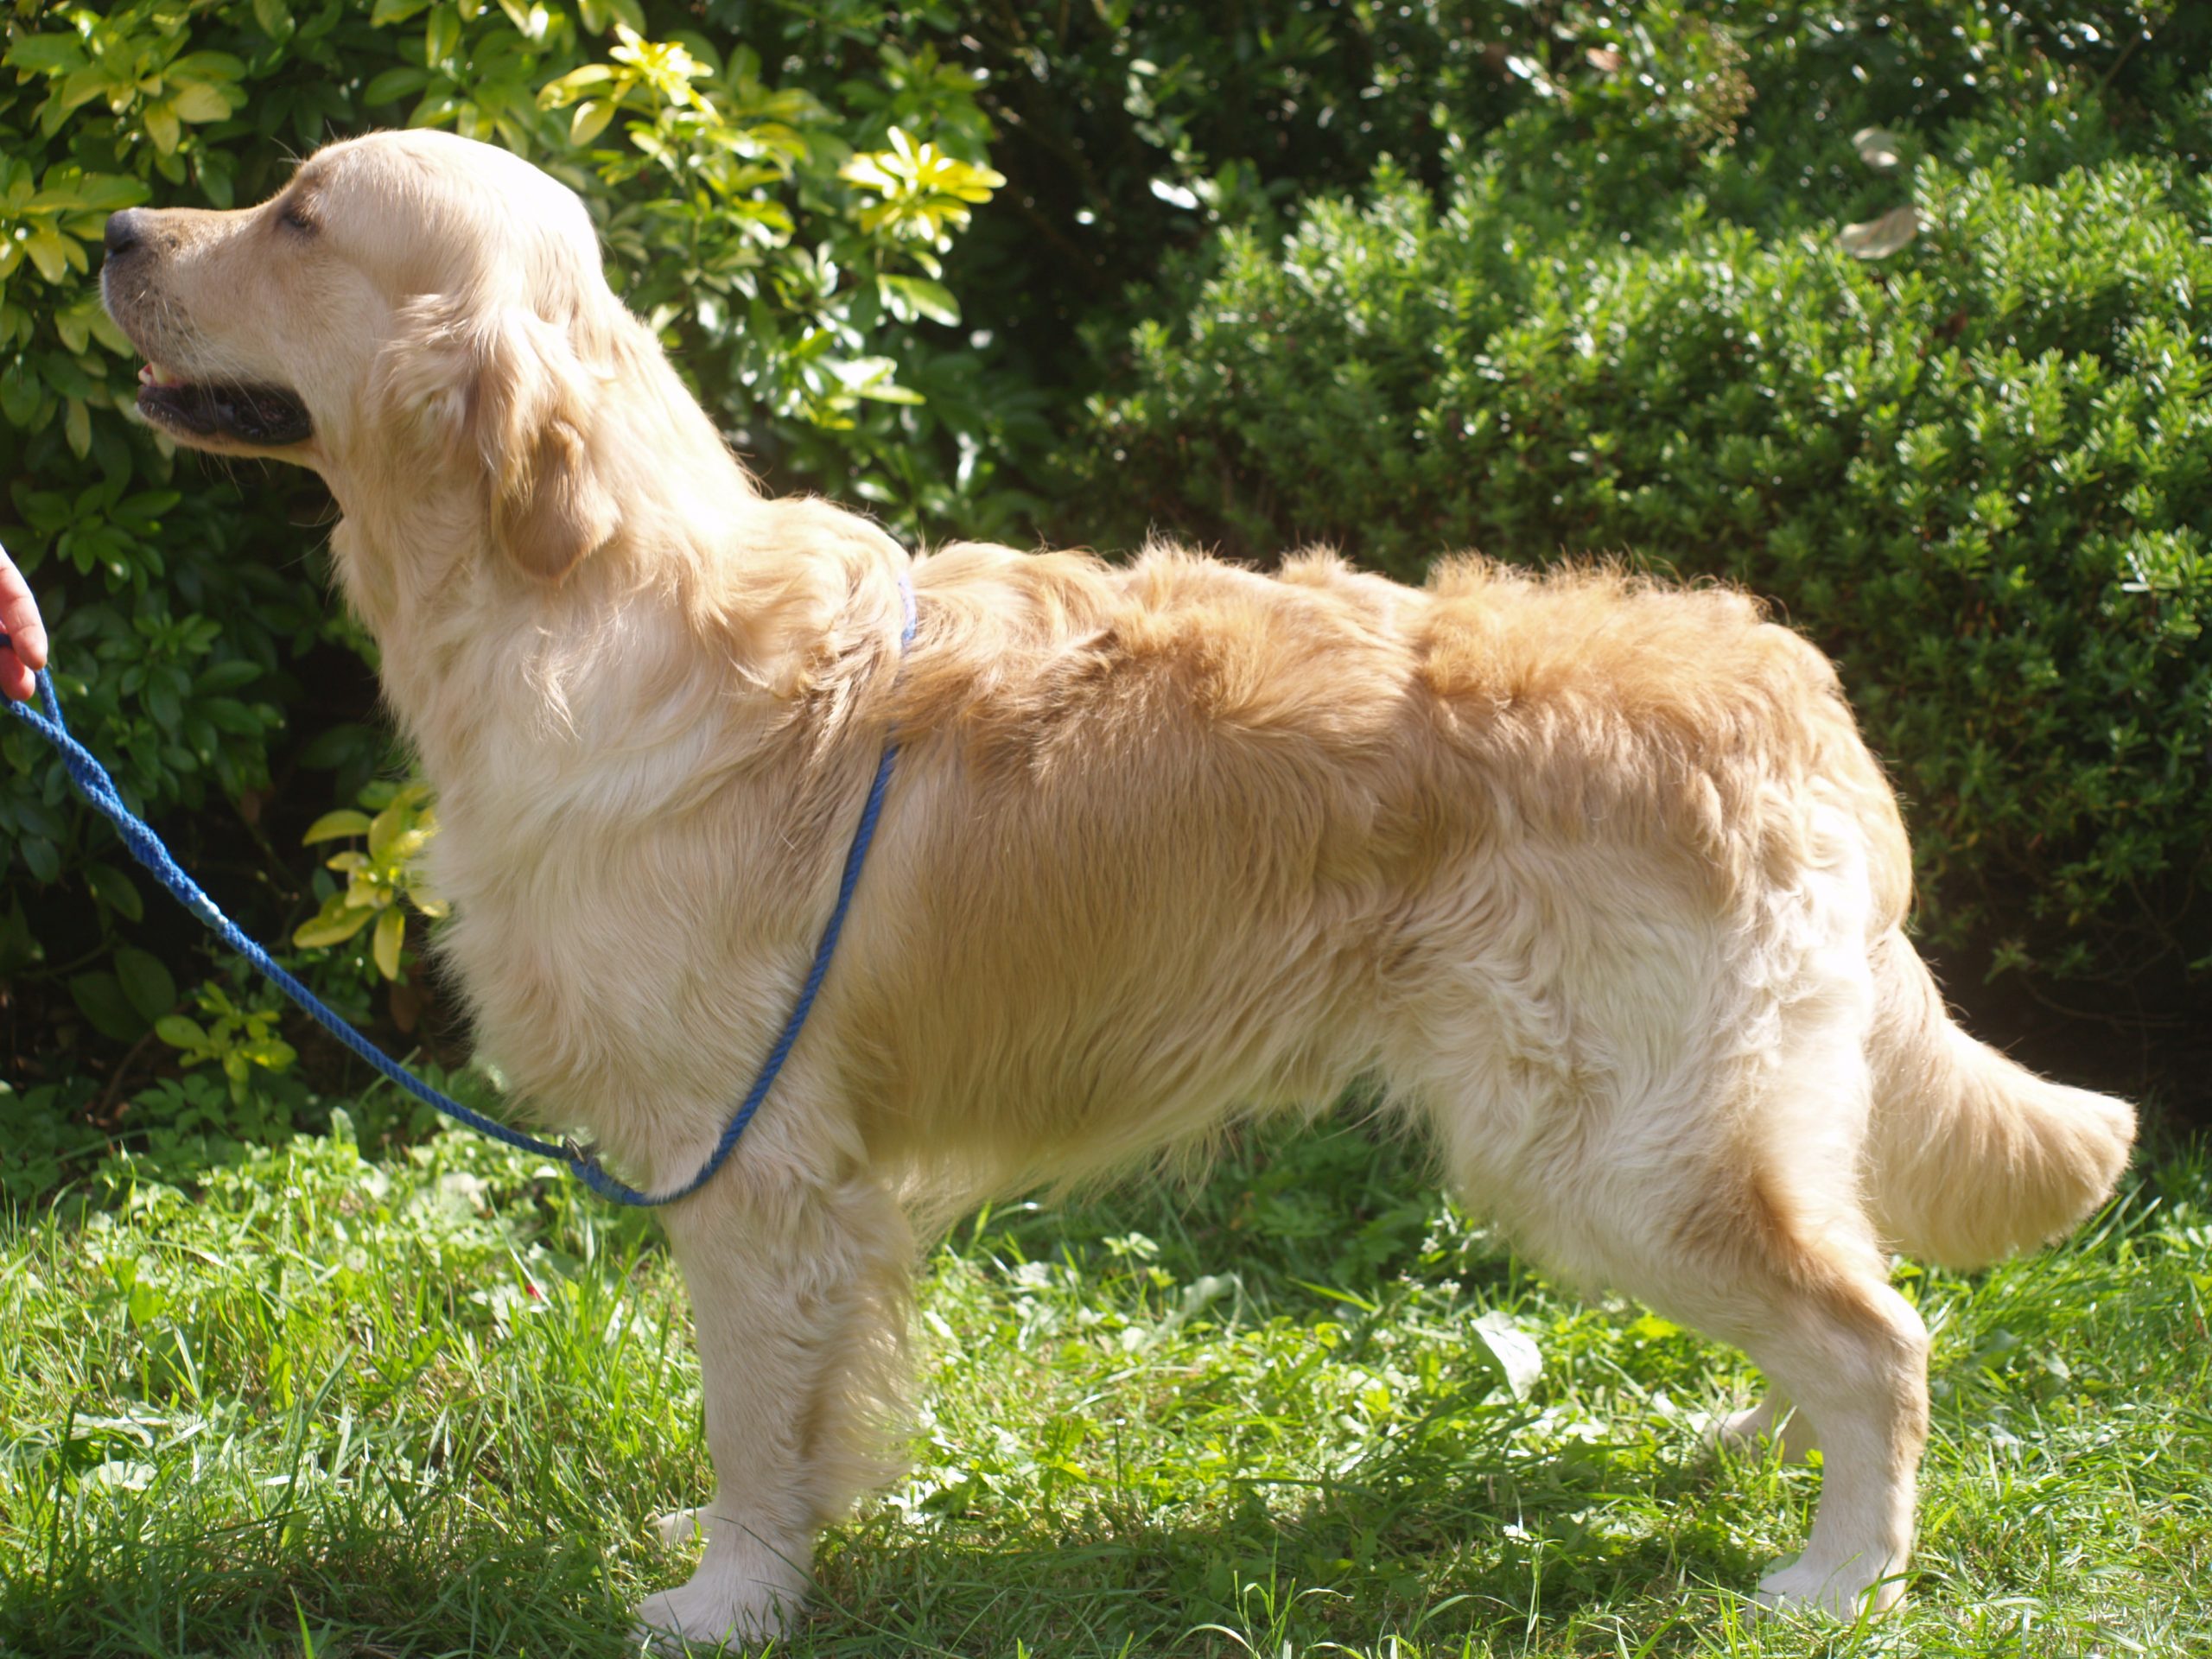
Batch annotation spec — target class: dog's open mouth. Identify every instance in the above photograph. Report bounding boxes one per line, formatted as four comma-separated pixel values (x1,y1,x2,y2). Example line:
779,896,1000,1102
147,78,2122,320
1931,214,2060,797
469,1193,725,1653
137,363,313,447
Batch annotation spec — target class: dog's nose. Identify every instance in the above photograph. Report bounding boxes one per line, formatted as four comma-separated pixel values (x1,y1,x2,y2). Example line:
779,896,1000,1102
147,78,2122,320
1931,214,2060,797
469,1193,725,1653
104,210,146,257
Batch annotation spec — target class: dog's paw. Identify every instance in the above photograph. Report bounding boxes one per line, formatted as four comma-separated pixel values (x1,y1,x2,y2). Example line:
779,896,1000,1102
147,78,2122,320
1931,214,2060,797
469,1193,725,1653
634,1583,784,1655
633,1543,809,1655
1751,1557,1905,1619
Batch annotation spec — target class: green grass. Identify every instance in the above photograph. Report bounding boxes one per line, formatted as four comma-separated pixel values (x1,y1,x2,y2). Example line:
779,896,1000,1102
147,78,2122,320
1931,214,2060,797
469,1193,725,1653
3,1111,2207,1658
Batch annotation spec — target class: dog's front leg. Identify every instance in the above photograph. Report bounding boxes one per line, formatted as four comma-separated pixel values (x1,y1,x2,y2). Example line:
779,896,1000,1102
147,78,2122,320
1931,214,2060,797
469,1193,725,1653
638,1169,913,1648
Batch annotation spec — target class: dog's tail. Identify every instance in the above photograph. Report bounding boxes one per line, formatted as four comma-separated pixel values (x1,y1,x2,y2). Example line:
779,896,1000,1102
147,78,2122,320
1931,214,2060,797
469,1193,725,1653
1862,931,2136,1270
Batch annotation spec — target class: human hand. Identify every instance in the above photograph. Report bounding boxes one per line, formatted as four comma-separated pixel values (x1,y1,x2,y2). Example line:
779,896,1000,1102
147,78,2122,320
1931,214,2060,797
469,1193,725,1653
0,543,49,702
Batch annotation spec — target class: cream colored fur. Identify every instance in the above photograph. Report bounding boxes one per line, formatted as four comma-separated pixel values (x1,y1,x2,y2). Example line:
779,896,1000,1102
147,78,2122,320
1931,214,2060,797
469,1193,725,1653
100,130,2138,1641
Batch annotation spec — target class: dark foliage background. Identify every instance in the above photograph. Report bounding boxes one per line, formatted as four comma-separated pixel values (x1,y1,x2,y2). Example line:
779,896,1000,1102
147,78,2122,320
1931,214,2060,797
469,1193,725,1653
3,0,2205,1198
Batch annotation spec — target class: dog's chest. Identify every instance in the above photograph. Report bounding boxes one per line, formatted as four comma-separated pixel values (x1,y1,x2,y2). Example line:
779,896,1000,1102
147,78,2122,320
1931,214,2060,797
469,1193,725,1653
421,769,830,1110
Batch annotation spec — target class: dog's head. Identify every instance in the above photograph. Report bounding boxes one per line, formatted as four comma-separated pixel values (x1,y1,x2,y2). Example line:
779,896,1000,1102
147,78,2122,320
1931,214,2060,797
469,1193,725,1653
101,129,630,582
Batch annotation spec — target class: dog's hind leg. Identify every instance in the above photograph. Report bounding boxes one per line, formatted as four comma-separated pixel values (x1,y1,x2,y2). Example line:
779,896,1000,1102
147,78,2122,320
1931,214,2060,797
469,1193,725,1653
637,1167,913,1647
1416,927,1923,1612
1468,1112,1925,1617
1624,1023,1924,1615
1654,1184,1928,1617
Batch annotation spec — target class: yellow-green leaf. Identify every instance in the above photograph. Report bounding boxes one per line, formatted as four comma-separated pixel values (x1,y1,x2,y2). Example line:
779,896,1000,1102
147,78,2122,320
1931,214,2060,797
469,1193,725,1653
367,804,407,861
426,5,462,64
497,0,550,39
3,35,86,76
341,874,388,907
23,227,74,283
169,82,232,124
294,905,375,949
373,907,406,980
56,67,111,118
569,98,615,145
88,306,132,354
143,101,181,156
303,809,374,844
536,63,615,106
879,274,959,326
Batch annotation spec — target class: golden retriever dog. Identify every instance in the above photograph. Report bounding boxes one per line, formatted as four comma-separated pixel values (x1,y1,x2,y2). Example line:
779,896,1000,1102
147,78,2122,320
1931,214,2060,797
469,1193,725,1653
100,130,2135,1643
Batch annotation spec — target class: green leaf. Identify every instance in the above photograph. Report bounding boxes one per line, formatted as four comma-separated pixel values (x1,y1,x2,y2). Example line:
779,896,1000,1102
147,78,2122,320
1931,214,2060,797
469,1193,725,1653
194,659,262,694
3,37,86,76
171,82,233,124
143,102,182,157
363,67,430,106
145,677,181,732
0,363,38,428
569,99,616,146
880,274,960,326
426,5,462,65
294,905,375,950
18,836,60,884
168,53,248,83
373,908,406,981
114,947,178,1024
537,64,615,107
24,229,75,283
855,380,926,405
63,175,151,213
85,862,144,923
70,972,146,1042
577,0,645,34
156,1014,210,1051
302,809,374,845
298,724,381,770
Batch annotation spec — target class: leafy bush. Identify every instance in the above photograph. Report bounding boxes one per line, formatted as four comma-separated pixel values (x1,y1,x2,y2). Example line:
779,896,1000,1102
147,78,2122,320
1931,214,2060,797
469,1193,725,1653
1064,2,2212,1002
0,0,1009,1193
6,0,2206,1195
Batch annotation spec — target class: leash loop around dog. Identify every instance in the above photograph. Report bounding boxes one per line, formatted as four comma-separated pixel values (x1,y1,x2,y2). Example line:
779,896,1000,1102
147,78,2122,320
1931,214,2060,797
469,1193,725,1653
2,570,917,1207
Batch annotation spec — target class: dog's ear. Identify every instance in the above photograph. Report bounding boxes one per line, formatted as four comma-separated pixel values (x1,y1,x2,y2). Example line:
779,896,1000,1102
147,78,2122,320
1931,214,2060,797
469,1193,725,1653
472,308,620,583
374,298,621,583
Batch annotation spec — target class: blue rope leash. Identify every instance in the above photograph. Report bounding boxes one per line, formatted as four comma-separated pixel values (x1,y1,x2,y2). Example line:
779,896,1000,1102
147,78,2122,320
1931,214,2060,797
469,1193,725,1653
2,572,916,1207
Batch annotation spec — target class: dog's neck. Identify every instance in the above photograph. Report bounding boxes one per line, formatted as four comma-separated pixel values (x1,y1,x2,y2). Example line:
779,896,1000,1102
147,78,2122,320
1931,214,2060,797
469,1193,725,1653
321,461,906,812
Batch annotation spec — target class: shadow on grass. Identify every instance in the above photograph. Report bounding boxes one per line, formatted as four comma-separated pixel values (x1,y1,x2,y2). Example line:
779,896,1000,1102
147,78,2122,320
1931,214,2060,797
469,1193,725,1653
0,1389,1766,1659
801,1446,1764,1657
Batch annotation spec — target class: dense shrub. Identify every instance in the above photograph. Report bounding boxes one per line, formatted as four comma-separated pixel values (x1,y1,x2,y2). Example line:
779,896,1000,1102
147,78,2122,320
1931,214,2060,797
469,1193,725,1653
4,0,2206,1193
0,0,1009,1194
1065,3,2212,1005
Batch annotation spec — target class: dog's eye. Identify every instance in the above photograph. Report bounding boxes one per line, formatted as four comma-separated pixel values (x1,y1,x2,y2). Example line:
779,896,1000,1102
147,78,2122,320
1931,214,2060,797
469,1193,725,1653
279,200,317,236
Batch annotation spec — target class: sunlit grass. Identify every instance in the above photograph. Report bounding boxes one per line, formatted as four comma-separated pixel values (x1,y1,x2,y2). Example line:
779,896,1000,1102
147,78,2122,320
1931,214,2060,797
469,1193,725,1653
3,1111,2205,1656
